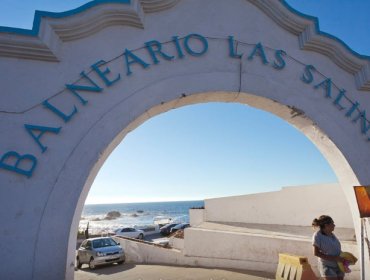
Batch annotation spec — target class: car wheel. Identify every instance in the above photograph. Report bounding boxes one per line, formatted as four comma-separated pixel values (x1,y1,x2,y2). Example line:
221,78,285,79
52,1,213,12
117,261,124,265
138,233,144,239
89,258,96,270
76,257,82,269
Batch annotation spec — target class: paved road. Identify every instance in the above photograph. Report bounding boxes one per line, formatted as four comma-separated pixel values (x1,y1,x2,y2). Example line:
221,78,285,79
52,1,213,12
74,263,274,280
74,236,275,279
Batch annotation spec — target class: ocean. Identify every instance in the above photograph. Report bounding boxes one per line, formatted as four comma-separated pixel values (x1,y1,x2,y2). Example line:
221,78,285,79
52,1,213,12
79,200,204,234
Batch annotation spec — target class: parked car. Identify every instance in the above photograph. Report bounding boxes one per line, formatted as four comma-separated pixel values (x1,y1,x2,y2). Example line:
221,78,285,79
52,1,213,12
114,227,145,239
76,237,125,270
160,223,179,236
170,223,190,234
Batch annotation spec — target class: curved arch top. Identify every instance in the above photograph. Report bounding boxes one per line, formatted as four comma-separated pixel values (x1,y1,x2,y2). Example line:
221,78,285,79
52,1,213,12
0,0,369,90
0,0,132,37
251,0,370,90
280,0,369,60
1,1,370,279
0,0,180,61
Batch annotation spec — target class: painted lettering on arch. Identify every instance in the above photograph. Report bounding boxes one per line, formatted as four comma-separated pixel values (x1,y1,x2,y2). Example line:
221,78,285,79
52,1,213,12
1,33,368,178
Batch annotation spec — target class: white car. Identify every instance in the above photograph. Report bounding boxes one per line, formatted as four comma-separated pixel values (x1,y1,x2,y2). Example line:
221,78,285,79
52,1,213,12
114,227,145,239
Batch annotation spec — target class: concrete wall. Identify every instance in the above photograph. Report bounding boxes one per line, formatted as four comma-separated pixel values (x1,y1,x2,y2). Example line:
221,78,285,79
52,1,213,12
115,229,360,279
184,227,360,279
185,186,358,278
0,0,369,279
189,208,205,226
205,183,354,228
116,235,278,276
169,237,185,250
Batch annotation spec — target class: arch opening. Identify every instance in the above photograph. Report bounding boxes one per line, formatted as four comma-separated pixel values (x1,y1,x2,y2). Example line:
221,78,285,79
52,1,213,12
1,1,369,279
67,91,360,279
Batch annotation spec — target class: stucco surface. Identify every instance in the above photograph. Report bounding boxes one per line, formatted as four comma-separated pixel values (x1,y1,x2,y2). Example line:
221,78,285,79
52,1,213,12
205,183,354,228
0,0,369,279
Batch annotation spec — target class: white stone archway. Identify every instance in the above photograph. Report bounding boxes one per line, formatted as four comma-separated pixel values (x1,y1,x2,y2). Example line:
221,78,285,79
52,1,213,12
0,1,370,279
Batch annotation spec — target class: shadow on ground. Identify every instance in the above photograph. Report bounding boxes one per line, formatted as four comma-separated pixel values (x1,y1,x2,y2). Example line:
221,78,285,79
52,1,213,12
75,263,274,280
76,263,136,275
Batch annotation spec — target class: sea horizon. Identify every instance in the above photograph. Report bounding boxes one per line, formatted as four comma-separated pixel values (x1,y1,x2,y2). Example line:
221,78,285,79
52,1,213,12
80,200,205,234
84,198,205,206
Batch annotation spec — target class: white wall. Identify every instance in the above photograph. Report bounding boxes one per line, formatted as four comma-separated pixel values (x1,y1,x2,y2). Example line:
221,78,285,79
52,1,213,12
189,208,205,226
169,237,184,250
184,227,359,279
114,229,359,280
0,0,369,279
205,183,354,228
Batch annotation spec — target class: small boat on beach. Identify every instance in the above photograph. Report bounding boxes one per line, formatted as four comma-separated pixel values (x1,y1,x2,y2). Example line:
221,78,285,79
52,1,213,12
153,216,173,226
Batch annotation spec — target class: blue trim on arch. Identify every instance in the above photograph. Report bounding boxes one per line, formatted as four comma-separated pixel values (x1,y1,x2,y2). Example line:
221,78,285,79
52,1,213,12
0,0,368,63
0,0,130,37
281,0,370,60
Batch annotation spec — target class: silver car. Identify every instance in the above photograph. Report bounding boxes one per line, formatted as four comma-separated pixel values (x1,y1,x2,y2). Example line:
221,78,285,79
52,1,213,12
76,237,125,269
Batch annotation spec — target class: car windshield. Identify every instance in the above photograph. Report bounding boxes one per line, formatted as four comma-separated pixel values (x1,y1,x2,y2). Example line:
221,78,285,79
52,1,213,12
92,238,117,248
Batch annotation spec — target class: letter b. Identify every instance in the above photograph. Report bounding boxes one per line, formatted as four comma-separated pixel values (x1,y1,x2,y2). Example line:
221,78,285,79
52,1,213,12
0,151,37,178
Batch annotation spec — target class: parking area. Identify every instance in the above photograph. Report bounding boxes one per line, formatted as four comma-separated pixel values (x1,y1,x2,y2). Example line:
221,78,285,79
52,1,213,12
74,263,273,280
74,232,275,279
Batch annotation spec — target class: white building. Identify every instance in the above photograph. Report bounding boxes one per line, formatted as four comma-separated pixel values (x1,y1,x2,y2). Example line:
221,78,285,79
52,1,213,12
0,1,369,279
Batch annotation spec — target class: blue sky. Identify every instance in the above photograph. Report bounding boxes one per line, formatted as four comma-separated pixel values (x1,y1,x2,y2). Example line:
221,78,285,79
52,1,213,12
1,1,369,204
